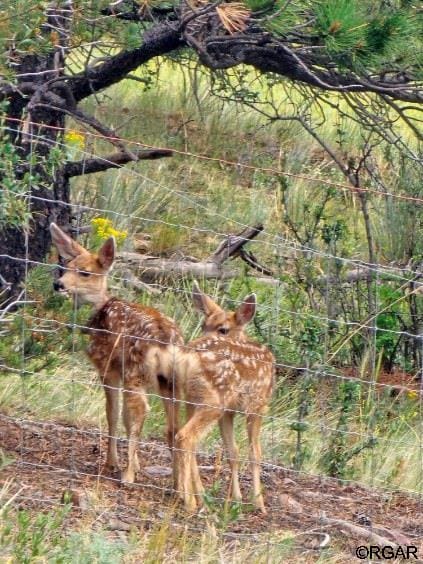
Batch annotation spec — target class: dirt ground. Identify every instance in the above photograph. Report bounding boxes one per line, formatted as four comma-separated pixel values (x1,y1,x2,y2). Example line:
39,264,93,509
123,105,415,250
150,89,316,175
1,413,422,559
342,367,422,394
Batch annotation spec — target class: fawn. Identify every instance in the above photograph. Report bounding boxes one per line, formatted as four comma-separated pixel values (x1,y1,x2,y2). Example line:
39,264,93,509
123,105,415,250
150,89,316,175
175,282,275,513
50,223,183,483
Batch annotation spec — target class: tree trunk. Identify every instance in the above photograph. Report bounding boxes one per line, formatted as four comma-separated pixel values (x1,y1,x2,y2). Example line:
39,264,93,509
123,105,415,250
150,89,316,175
0,4,72,305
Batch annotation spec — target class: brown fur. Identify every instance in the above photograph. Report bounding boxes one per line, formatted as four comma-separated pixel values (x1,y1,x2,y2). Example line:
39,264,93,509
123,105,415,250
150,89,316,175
175,284,275,512
50,223,183,484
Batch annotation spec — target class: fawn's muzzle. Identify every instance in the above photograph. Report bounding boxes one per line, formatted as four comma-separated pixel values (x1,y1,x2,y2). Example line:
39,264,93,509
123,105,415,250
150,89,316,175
53,280,64,292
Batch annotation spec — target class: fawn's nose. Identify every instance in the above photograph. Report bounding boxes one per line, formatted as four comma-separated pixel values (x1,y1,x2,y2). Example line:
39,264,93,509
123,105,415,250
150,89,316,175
53,280,64,292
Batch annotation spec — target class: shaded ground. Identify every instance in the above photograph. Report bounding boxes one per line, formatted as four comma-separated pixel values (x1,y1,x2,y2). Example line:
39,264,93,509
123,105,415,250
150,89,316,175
1,413,422,560
342,368,422,394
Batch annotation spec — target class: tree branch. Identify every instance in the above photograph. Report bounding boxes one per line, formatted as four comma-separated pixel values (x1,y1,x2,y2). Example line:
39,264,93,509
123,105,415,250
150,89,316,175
209,224,264,264
70,23,182,102
202,34,423,103
64,148,173,177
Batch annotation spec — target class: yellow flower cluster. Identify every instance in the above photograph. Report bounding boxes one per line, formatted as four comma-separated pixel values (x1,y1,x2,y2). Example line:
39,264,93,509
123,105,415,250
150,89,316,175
91,217,127,246
64,129,85,147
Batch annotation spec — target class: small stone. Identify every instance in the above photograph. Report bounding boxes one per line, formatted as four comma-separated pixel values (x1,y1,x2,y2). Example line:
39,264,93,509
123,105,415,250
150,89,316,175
300,490,322,501
282,477,297,487
144,465,172,478
107,518,131,532
279,493,303,513
198,465,215,472
61,489,89,510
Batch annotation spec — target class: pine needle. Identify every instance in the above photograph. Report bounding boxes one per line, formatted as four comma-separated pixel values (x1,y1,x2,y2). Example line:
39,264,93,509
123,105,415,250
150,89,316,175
216,3,251,34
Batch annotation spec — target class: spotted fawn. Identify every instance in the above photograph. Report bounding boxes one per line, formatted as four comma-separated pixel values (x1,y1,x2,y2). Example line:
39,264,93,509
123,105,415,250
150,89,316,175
174,282,275,512
50,223,183,484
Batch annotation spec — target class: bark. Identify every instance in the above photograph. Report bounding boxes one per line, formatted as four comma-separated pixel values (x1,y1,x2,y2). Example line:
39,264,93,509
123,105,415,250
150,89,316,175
0,5,72,305
64,148,173,177
70,24,182,102
117,252,238,282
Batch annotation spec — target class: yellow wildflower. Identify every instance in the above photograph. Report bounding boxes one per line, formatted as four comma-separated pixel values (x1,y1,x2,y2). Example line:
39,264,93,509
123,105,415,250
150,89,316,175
407,390,418,400
64,129,85,147
91,217,127,246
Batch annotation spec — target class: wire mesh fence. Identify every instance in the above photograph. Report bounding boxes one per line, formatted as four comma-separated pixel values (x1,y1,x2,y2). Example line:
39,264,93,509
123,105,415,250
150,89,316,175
1,115,423,559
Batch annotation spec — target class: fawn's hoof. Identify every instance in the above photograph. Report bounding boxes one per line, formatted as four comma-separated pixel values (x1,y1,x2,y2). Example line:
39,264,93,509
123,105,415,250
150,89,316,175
182,496,198,513
254,495,266,514
121,469,136,484
106,461,120,474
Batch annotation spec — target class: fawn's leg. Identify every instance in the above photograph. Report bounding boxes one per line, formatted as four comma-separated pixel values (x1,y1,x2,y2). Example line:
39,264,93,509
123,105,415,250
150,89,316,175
219,411,242,502
175,407,220,512
103,371,121,471
174,401,194,497
185,403,205,502
159,377,180,489
121,384,148,483
247,413,266,513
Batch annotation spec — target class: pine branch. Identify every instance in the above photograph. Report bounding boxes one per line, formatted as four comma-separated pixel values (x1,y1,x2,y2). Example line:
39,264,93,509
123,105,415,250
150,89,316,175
70,23,182,102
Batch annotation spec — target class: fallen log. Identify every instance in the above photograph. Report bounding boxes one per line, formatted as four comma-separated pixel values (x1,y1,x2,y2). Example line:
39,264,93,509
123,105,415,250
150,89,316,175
116,253,238,282
116,224,271,283
320,516,399,548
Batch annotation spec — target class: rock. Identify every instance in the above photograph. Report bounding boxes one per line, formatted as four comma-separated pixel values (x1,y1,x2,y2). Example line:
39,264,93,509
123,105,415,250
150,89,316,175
279,493,303,513
300,490,322,501
282,477,297,487
61,489,89,510
107,518,131,532
144,465,172,478
133,233,152,253
198,465,215,472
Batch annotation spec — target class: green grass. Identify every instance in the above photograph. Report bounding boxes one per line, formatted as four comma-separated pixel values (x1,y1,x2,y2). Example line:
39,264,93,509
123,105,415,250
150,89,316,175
1,492,343,564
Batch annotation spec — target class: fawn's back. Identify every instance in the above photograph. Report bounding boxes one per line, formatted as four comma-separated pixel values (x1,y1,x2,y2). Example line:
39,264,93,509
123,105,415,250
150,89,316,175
182,282,275,412
87,297,183,387
185,335,274,414
49,222,183,387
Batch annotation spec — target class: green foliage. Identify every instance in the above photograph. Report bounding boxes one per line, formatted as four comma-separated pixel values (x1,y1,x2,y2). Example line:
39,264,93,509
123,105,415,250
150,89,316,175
366,11,412,55
375,285,404,370
203,481,246,529
1,505,70,563
312,0,421,71
0,504,131,564
315,0,367,58
243,0,275,12
0,266,89,373
124,22,142,50
248,0,308,36
320,381,376,478
0,1,53,79
0,104,37,229
291,374,315,470
321,219,347,246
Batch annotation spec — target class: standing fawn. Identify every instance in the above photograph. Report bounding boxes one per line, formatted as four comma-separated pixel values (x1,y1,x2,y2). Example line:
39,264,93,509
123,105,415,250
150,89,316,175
175,282,275,512
50,223,183,483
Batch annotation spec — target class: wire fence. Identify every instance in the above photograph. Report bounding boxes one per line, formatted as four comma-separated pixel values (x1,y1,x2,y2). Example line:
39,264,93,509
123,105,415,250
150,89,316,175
1,110,423,557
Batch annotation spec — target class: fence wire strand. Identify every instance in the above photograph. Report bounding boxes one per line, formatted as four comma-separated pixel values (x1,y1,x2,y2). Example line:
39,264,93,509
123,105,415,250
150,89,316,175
0,106,422,556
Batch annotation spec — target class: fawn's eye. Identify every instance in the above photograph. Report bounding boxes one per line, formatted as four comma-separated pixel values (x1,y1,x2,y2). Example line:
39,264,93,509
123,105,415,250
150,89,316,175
218,327,229,335
79,271,91,277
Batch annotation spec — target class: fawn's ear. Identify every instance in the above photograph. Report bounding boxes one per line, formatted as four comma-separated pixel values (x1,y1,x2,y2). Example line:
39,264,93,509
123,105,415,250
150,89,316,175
192,281,222,317
235,294,257,326
50,223,87,260
97,236,115,270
